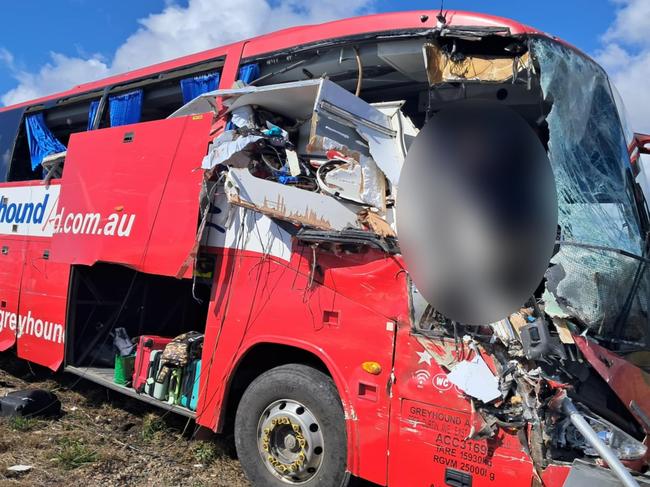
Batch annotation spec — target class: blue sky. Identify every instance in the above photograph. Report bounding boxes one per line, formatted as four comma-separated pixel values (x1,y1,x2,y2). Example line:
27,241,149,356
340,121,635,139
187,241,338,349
0,0,613,90
1,0,648,131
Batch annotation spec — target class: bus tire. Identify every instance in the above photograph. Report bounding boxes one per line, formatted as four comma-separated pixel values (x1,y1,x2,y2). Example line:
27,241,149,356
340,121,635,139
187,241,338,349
234,363,350,487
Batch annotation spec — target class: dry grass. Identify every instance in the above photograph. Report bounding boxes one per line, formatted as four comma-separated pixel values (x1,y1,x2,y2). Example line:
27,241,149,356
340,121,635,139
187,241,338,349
0,352,249,487
0,353,374,487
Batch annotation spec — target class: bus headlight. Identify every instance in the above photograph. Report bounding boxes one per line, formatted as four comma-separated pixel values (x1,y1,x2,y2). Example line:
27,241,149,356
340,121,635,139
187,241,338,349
580,414,647,460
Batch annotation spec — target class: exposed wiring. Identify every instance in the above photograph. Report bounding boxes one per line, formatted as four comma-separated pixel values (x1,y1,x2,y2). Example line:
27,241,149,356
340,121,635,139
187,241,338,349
308,244,318,289
353,47,363,97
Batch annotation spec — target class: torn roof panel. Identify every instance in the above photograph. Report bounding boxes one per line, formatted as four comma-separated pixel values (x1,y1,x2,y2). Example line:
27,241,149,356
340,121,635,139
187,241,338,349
170,79,323,120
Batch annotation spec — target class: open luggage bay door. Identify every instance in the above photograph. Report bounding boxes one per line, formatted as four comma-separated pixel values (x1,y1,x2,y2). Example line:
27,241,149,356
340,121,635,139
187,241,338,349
50,114,212,276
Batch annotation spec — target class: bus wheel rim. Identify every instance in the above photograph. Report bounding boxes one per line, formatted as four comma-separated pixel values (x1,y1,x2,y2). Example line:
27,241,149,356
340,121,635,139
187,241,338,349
257,399,325,484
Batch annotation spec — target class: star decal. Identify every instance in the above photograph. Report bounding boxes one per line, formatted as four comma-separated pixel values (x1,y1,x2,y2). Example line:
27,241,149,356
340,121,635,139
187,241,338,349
416,350,433,366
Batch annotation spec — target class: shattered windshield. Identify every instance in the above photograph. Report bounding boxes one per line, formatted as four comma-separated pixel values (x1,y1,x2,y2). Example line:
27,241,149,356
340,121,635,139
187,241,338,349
531,38,649,348
531,37,643,254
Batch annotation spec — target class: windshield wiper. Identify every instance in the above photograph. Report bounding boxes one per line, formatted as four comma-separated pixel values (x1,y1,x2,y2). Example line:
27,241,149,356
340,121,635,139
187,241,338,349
555,240,650,264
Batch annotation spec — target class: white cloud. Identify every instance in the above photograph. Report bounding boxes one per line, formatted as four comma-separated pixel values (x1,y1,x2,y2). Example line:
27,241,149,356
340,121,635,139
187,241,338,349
597,0,650,134
603,0,650,47
1,53,110,106
1,0,374,106
0,48,14,67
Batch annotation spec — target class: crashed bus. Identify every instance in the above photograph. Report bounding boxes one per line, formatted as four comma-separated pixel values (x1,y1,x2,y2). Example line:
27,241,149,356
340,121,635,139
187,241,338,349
1,8,650,487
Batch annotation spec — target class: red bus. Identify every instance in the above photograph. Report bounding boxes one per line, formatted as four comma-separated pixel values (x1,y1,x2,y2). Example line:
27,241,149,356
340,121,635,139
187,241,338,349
1,9,649,487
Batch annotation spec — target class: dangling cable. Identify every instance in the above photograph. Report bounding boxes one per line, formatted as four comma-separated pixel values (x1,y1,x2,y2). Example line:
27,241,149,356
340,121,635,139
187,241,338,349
354,47,363,97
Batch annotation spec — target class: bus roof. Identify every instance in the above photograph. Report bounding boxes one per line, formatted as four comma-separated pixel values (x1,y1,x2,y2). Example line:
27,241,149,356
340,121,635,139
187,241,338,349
0,9,541,113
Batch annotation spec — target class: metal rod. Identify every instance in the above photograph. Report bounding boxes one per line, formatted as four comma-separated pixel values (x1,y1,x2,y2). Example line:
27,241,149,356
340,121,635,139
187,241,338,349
562,397,639,487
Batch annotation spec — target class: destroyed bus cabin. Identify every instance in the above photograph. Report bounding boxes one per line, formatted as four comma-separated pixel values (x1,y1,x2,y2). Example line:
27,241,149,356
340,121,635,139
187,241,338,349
0,8,650,487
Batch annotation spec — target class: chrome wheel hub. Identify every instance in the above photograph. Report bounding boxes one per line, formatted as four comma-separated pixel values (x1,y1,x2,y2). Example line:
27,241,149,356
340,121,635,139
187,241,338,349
257,399,325,484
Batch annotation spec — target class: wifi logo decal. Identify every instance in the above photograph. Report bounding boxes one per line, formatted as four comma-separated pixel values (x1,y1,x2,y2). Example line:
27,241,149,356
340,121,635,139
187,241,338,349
413,369,431,389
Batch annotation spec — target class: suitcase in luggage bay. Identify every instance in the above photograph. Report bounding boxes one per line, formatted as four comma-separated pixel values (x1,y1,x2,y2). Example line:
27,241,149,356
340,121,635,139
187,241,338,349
153,375,170,401
180,360,201,411
143,350,159,396
144,350,167,399
132,335,173,393
150,351,171,401
168,368,183,405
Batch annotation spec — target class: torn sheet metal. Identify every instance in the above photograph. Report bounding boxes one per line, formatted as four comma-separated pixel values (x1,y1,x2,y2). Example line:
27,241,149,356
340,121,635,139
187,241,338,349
310,81,395,160
366,100,421,187
201,131,262,169
230,105,257,129
317,150,386,210
356,126,403,186
447,354,501,403
308,81,402,186
373,101,419,154
172,79,404,190
170,79,323,120
224,168,362,231
203,191,292,261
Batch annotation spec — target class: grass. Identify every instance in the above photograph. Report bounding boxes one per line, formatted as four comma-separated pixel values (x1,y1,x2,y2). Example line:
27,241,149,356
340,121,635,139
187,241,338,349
141,412,167,441
192,441,221,466
7,416,38,432
54,438,98,470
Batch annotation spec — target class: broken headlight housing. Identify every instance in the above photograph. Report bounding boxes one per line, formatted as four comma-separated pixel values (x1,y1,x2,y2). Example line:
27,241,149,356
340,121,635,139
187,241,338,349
557,411,647,460
582,414,647,460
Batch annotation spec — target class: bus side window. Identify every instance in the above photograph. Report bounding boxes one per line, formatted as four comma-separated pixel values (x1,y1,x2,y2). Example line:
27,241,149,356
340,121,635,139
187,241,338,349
8,98,104,182
7,112,42,182
0,107,26,183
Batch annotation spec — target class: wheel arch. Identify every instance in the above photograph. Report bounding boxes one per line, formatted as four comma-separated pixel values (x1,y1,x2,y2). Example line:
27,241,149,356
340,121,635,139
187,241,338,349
218,339,359,472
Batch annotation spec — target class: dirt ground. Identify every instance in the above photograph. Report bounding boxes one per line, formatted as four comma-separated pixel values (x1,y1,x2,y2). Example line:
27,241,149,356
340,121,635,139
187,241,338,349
0,352,379,487
0,351,250,487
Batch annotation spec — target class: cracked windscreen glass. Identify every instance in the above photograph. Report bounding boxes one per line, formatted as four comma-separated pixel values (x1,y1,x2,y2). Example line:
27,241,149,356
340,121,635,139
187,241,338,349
532,37,649,350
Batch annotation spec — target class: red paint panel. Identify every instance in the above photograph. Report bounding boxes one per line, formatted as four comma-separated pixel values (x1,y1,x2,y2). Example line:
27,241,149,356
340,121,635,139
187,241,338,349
293,245,410,323
242,10,536,59
141,114,212,276
17,240,69,370
0,237,26,351
574,336,650,435
388,327,534,487
52,115,211,275
389,400,533,486
541,464,571,487
195,249,401,485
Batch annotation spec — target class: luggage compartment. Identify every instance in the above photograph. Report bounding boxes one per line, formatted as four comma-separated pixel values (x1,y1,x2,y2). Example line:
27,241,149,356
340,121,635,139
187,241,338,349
64,262,212,417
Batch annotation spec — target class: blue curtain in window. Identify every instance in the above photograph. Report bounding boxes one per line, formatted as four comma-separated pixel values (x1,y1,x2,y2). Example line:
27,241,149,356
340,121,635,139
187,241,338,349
238,63,260,84
180,71,220,104
87,100,100,130
25,113,67,170
109,89,143,127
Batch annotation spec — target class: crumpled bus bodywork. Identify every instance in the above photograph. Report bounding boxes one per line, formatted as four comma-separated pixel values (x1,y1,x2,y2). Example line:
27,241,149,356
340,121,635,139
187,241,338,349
1,9,649,487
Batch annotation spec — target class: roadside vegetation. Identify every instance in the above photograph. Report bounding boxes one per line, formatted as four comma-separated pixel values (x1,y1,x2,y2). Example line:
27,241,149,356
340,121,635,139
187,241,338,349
0,353,248,487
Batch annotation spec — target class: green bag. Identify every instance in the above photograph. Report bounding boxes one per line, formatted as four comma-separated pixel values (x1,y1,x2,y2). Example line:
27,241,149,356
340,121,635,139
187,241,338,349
167,368,183,405
114,354,136,386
